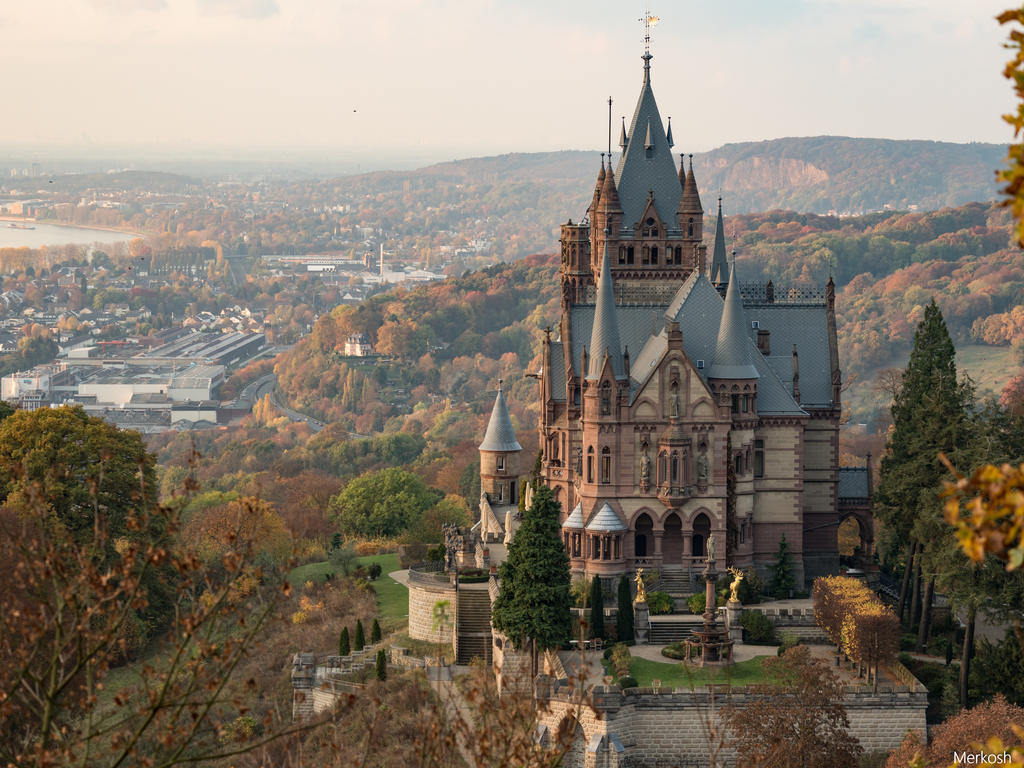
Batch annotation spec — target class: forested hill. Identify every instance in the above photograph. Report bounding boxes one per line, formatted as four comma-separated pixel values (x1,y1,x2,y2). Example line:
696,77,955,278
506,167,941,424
341,137,1005,219
276,201,1022,433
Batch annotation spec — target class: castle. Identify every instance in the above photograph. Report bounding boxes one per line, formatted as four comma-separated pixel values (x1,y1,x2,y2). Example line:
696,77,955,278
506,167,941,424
476,49,872,592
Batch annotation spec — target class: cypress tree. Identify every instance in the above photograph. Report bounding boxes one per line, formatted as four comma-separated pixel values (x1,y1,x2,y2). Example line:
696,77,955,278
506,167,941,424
354,619,365,651
375,649,387,681
616,574,634,643
589,576,605,640
769,535,796,598
371,618,381,644
338,626,350,657
491,484,571,671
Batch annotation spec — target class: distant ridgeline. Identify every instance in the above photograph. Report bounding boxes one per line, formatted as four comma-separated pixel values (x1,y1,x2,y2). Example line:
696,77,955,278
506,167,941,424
347,137,1004,217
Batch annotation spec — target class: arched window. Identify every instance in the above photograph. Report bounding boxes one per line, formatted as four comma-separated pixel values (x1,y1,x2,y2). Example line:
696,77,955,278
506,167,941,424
641,246,650,265
693,512,711,558
587,447,594,484
600,381,611,415
658,451,667,486
674,246,682,265
651,246,659,264
618,246,626,265
601,446,611,484
626,246,635,264
670,450,679,484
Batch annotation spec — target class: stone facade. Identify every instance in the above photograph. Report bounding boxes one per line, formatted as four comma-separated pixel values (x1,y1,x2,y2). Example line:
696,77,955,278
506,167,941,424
537,680,927,767
407,574,456,645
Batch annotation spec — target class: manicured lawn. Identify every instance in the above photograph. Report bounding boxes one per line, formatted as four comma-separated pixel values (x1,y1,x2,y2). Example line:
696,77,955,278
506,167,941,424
287,553,408,629
622,656,773,689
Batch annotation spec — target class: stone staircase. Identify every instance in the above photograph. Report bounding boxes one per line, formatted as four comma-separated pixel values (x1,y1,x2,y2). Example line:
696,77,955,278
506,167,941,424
658,570,694,596
647,618,700,644
455,586,493,665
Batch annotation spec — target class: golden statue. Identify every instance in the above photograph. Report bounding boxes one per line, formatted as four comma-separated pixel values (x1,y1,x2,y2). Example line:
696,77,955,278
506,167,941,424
727,567,745,603
633,567,647,604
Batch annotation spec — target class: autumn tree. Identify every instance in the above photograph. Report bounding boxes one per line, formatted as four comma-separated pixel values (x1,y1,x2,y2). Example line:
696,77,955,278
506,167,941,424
328,468,443,539
722,645,862,768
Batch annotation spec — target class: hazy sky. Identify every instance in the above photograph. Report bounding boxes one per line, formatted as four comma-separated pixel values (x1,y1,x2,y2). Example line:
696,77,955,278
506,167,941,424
1,0,1014,165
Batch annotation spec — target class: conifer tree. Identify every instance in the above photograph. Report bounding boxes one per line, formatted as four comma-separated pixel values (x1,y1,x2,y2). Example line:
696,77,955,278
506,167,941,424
354,619,365,651
769,535,796,599
875,300,974,621
371,618,381,644
339,626,350,657
375,649,387,681
589,576,605,640
490,484,571,671
616,574,634,643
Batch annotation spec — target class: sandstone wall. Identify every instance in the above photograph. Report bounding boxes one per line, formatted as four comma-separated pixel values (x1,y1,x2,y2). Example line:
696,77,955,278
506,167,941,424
408,580,457,644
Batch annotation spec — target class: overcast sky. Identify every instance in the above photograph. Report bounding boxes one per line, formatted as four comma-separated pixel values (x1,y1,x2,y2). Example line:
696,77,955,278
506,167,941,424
0,0,1014,166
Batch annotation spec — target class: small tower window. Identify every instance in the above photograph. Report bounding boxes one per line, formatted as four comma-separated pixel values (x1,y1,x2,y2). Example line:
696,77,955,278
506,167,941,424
587,447,594,484
687,217,694,237
754,439,764,478
670,450,679,484
600,381,611,415
731,394,740,414
497,455,505,472
674,246,682,265
601,446,611,484
697,359,705,369
642,246,650,265
618,246,626,265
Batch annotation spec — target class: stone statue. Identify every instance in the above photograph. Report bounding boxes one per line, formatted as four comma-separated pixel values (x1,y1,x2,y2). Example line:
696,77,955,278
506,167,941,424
633,567,647,604
639,448,650,489
574,446,583,476
697,451,709,483
727,567,745,603
706,533,716,565
671,385,680,418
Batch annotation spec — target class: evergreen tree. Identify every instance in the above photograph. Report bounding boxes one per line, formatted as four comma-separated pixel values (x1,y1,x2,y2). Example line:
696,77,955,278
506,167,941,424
354,619,365,651
589,576,605,640
371,618,381,644
616,574,634,643
375,649,387,681
339,626,350,656
769,535,796,598
490,484,571,670
875,300,974,622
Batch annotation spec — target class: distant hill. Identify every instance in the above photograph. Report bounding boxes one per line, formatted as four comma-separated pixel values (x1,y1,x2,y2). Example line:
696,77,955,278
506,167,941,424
348,137,1005,217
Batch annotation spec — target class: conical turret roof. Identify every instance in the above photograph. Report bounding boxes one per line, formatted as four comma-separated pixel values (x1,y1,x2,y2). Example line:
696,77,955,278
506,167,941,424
562,502,584,529
586,502,627,532
586,240,625,381
680,155,703,214
614,54,681,229
479,380,522,451
710,197,728,285
708,261,760,380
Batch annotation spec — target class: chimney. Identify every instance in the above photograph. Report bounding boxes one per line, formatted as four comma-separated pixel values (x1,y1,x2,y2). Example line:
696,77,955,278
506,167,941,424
756,328,770,355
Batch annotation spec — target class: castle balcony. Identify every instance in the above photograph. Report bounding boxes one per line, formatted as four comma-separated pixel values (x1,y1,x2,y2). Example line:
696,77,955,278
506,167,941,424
656,482,695,509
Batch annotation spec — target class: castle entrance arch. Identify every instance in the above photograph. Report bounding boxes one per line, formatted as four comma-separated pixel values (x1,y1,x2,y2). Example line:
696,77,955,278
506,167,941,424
692,512,711,560
557,715,586,768
663,512,683,566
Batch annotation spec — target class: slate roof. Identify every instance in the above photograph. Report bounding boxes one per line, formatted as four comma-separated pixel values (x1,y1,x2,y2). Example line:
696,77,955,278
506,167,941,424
838,467,870,500
479,383,522,452
587,243,626,380
745,304,833,407
549,340,566,402
585,501,628,532
614,56,681,230
708,262,760,380
562,502,585,529
709,198,728,285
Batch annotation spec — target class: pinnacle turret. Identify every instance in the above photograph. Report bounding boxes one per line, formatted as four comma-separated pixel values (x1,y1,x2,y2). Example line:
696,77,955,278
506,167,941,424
710,197,728,285
708,260,759,381
679,154,702,214
587,238,625,381
479,380,522,452
590,155,605,216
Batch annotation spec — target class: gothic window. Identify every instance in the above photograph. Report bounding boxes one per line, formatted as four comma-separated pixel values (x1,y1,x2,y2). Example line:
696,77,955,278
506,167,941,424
600,381,611,415
601,446,611,484
734,452,742,475
674,246,682,265
670,451,679,484
651,246,659,264
618,246,626,265
754,439,764,478
587,447,594,483
550,435,560,466
731,394,740,414
742,395,749,413
573,533,581,557
644,217,658,238
642,246,650,265
497,482,504,502
687,217,694,237
497,455,505,472
626,246,635,264
658,451,667,485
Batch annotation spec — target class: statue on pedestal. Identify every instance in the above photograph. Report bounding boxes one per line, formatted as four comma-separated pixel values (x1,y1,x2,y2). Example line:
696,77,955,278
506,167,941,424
706,533,716,565
633,567,647,604
639,447,651,492
727,567,745,603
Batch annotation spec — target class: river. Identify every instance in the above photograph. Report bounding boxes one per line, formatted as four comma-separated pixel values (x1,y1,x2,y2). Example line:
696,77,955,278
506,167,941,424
0,221,139,249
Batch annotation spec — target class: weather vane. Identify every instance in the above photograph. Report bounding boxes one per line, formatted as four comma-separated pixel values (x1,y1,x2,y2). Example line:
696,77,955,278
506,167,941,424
640,4,660,56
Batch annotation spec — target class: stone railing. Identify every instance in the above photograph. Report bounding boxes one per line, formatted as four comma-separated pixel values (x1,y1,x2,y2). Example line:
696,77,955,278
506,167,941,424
407,562,452,587
886,659,927,693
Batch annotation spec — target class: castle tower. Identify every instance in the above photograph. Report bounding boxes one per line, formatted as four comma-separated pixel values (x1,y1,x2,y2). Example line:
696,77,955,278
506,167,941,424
479,380,522,511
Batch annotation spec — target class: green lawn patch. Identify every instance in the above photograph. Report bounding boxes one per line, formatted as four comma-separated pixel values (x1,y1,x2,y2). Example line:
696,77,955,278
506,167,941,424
622,656,772,689
287,553,408,630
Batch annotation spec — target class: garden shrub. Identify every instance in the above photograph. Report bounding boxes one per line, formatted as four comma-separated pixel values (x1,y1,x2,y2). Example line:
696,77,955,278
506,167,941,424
618,675,638,689
740,610,777,644
687,592,705,615
610,643,632,678
646,590,674,615
661,641,686,660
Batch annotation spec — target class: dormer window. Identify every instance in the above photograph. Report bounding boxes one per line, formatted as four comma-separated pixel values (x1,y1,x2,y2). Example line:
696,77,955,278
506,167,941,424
644,217,658,238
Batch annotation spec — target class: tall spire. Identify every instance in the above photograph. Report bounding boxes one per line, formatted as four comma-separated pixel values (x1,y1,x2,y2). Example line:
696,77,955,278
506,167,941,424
591,155,605,217
619,117,628,150
710,196,728,285
587,236,625,381
708,260,759,380
615,54,680,228
479,380,522,451
680,154,702,214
